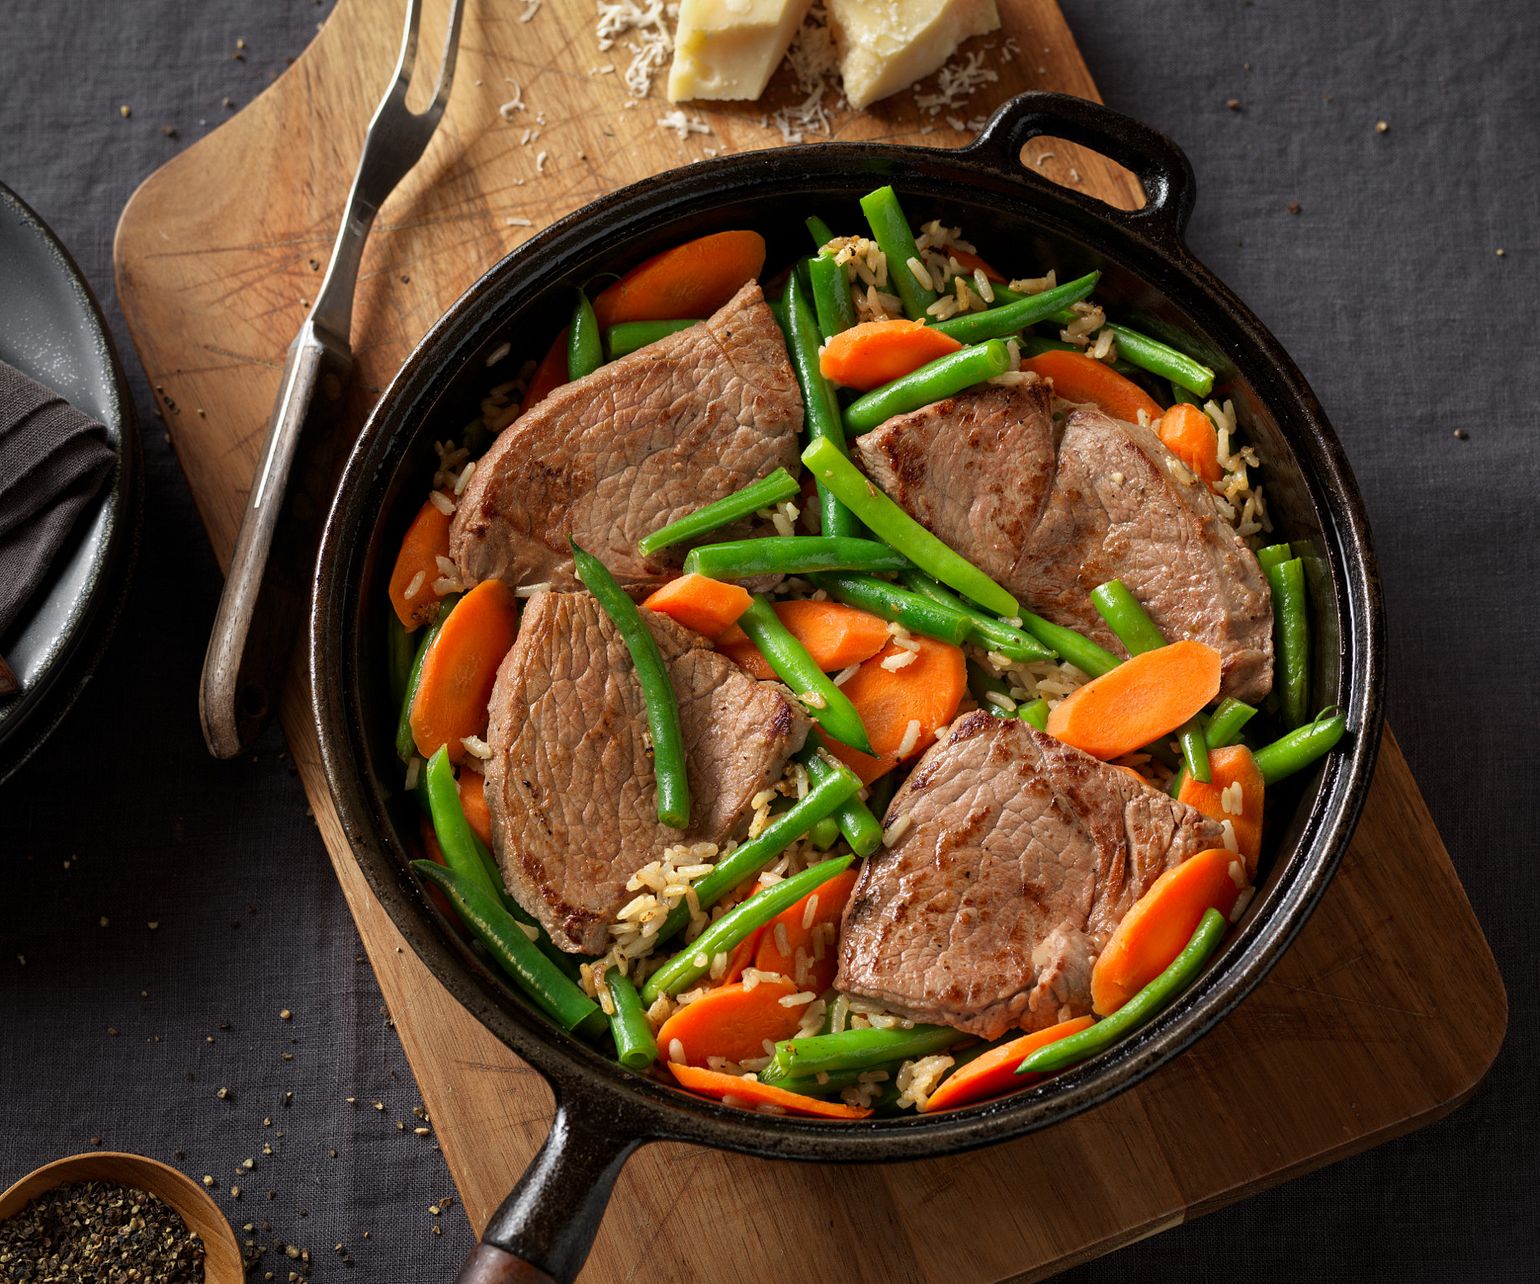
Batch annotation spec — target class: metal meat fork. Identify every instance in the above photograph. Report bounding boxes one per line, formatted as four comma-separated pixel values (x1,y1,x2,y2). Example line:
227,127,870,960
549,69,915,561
200,0,466,758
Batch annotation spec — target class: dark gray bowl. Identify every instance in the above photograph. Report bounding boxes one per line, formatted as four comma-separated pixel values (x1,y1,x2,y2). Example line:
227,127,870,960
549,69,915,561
312,93,1384,1284
0,183,140,787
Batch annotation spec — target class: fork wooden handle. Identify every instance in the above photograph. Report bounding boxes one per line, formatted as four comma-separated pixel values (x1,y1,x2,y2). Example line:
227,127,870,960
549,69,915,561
198,320,352,757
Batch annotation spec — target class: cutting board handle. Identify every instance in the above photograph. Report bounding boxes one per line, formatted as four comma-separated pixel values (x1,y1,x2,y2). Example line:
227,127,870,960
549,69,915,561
456,1097,646,1284
967,90,1197,249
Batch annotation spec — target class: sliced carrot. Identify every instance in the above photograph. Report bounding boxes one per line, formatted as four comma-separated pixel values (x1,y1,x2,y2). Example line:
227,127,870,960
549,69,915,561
818,319,964,391
1091,847,1245,1016
388,496,453,629
1021,349,1164,425
410,579,520,764
656,977,811,1067
1046,640,1221,762
416,818,457,920
1177,744,1266,877
718,599,890,678
716,930,764,988
1157,401,1222,484
921,1016,1096,1112
945,246,1006,283
641,573,752,640
826,637,967,784
593,230,766,327
522,328,569,409
458,770,493,847
666,1061,873,1119
753,868,859,994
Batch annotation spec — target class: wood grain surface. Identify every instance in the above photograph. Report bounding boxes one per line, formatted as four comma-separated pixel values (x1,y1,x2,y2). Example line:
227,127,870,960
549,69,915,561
112,1,1506,1279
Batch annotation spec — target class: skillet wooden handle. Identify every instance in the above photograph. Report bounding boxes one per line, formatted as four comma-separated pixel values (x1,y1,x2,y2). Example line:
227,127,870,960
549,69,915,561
455,1243,557,1284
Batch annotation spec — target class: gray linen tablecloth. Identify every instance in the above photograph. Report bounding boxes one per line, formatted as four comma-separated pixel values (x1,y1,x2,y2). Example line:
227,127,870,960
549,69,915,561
0,2,1535,1279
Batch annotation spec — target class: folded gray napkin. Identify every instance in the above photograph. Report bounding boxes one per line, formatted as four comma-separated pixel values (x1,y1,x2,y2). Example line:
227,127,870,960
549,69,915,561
0,359,117,690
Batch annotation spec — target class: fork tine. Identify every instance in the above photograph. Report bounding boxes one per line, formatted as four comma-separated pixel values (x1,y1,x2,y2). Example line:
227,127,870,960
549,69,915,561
391,0,425,87
426,0,468,117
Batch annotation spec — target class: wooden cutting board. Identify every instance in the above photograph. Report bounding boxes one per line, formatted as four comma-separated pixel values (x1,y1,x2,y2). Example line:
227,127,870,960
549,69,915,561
113,2,1507,1278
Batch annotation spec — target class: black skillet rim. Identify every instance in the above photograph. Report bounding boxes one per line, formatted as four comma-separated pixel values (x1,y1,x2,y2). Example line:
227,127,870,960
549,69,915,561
312,93,1385,1164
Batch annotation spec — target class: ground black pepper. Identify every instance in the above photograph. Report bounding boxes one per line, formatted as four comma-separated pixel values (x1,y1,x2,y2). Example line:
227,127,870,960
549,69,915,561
0,1180,204,1282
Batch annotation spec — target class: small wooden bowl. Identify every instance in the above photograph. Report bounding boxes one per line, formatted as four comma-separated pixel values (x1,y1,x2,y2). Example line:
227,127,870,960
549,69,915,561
0,1151,242,1283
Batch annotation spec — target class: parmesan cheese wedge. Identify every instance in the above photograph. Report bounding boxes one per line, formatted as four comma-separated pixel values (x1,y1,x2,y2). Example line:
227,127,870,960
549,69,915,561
827,0,1001,110
667,0,813,103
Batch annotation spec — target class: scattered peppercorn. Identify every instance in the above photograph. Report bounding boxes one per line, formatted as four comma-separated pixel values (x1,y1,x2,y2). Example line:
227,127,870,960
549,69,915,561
1225,98,1241,111
1453,428,1470,440
1375,119,1389,133
118,105,131,119
1287,201,1303,215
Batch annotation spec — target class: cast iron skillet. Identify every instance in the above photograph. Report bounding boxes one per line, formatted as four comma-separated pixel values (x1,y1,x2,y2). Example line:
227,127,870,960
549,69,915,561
312,93,1384,1283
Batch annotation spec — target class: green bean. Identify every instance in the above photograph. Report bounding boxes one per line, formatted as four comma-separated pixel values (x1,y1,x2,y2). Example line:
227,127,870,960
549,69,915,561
424,746,502,902
412,860,604,1039
1016,908,1228,1075
858,184,938,320
1039,309,1215,397
809,816,841,851
808,252,857,341
572,541,690,828
806,214,838,252
1252,714,1346,785
1170,381,1202,407
782,269,861,538
931,272,1100,344
1104,324,1214,397
808,573,972,645
843,340,1011,435
1089,579,1166,656
1169,697,1258,796
801,737,883,857
1016,609,1121,678
1206,697,1258,748
685,536,907,580
641,856,854,1001
1019,698,1050,731
769,1067,876,1098
760,1023,965,1083
567,291,603,380
900,569,1055,662
738,595,872,753
1255,542,1293,573
637,468,800,557
653,759,863,944
1266,557,1311,727
1089,578,1208,781
394,595,457,763
802,437,1019,617
1177,722,1212,785
601,968,658,1071
387,613,414,708
605,318,700,359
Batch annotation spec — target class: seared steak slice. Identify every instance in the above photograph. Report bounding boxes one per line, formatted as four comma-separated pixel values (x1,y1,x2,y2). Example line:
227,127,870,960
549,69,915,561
855,379,1058,593
451,280,802,597
1024,406,1274,702
484,591,811,953
855,387,1273,702
835,712,1226,1039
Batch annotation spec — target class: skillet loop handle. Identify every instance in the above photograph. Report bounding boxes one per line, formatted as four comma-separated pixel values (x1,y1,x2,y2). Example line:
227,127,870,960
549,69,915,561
455,1097,645,1284
968,91,1196,248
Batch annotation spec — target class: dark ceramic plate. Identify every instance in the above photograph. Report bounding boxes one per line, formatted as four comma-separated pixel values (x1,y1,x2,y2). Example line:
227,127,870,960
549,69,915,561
0,183,140,787
313,94,1384,1283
